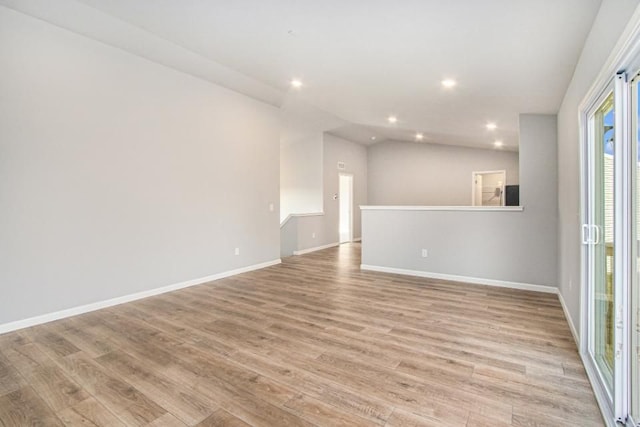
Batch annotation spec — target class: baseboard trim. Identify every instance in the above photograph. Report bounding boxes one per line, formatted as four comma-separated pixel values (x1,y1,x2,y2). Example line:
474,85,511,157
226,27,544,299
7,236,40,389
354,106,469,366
0,259,282,335
360,264,557,294
558,291,580,347
293,242,339,255
353,237,362,242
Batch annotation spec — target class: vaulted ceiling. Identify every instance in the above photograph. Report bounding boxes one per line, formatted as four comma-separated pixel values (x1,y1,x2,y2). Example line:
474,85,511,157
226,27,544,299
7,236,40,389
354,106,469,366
2,0,602,150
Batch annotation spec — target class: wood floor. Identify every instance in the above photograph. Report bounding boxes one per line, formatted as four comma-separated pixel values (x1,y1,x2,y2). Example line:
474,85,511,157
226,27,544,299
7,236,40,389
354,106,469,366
0,243,603,426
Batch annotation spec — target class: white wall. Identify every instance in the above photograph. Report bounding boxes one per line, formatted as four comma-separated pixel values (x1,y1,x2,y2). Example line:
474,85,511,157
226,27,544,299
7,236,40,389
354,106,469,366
368,141,519,206
279,216,300,257
361,208,556,287
557,0,640,334
0,7,280,325
279,133,323,222
279,214,327,257
361,115,557,288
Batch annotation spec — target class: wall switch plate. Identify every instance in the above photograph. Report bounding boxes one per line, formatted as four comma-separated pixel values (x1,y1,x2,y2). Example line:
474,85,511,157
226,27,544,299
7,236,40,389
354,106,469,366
269,203,274,212
312,232,316,238
234,247,240,256
421,249,428,258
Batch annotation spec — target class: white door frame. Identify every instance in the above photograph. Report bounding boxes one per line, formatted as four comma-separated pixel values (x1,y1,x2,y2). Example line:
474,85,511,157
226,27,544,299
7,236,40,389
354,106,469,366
629,72,640,427
339,173,354,243
614,71,632,423
471,170,506,206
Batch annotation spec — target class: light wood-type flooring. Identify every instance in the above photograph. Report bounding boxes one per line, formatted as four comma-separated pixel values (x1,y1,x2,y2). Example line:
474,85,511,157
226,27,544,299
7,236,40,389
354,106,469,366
0,243,603,426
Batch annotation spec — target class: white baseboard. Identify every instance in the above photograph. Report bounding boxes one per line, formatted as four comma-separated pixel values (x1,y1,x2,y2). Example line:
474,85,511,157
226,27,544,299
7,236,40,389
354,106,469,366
0,259,281,335
558,291,579,347
360,264,558,294
293,242,339,255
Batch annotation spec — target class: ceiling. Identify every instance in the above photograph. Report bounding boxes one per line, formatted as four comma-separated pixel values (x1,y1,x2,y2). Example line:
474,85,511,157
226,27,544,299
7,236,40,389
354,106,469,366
3,0,602,151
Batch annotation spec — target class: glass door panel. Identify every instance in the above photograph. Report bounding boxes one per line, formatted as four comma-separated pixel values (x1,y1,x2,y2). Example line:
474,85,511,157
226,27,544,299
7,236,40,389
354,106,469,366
583,62,640,426
591,92,616,394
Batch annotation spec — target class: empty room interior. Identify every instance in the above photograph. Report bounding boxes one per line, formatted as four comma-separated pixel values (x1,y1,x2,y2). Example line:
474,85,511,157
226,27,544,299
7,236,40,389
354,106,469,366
4,1,640,426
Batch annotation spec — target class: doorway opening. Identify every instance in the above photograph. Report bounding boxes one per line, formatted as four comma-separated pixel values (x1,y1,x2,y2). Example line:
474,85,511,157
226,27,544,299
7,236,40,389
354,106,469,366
472,170,506,206
339,174,353,243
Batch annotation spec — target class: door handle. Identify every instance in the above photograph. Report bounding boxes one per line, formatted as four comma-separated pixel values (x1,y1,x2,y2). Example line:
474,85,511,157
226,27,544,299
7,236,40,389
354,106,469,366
591,225,601,245
582,224,590,244
581,224,601,245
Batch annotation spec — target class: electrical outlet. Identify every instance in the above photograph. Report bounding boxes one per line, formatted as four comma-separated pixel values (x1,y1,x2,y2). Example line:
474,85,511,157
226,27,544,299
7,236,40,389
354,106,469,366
421,249,428,258
234,247,240,256
312,232,316,238
569,279,572,290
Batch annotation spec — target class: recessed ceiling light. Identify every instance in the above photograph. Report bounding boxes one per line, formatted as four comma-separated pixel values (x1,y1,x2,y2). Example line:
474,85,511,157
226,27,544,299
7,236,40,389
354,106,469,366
290,79,303,88
388,116,398,124
494,140,504,148
486,122,497,130
441,79,457,88
371,136,377,141
416,133,424,140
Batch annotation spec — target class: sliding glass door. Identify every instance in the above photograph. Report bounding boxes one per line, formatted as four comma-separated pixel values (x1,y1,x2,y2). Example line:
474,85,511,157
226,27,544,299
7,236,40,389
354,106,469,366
590,91,616,395
579,18,640,426
583,70,636,424
584,88,620,419
583,71,637,426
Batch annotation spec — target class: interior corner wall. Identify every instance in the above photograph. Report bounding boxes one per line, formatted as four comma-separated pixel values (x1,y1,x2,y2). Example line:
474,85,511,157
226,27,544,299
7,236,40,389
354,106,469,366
279,134,367,255
279,132,323,222
0,7,281,325
367,141,519,206
557,0,640,336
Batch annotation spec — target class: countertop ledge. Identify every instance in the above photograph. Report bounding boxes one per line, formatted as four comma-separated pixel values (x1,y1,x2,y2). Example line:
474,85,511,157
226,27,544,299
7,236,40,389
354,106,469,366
360,205,524,212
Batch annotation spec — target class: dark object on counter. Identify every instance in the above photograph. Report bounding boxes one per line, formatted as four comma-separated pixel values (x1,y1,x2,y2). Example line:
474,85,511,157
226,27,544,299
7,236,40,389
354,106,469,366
505,185,519,206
